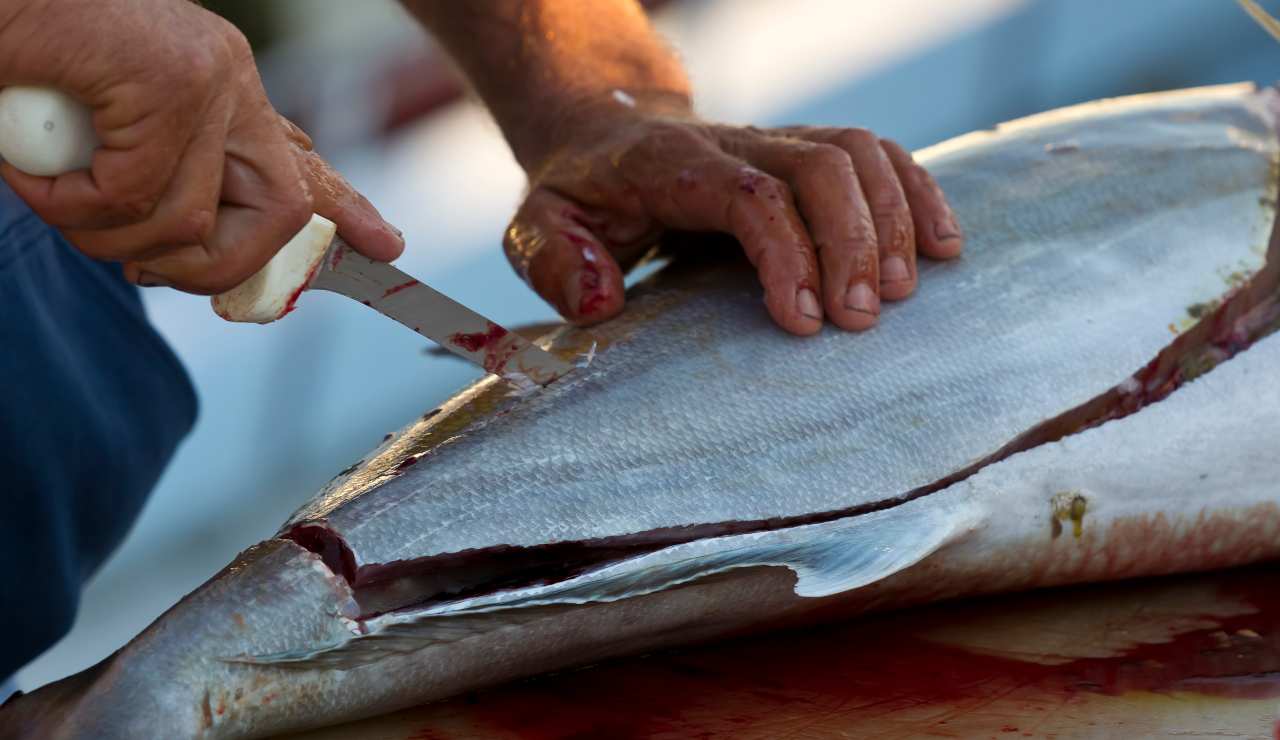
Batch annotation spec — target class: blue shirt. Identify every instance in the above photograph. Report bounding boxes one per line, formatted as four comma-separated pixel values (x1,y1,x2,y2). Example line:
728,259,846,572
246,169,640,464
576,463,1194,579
0,183,196,679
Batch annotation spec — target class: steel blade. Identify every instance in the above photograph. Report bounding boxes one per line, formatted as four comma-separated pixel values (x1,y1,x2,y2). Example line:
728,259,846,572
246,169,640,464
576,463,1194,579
312,240,574,387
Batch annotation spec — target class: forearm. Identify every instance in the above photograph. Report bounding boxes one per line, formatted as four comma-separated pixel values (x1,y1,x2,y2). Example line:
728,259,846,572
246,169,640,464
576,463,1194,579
402,0,691,172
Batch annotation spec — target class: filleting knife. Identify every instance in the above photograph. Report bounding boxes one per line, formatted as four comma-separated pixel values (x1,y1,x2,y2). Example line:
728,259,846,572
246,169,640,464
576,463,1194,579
0,86,575,388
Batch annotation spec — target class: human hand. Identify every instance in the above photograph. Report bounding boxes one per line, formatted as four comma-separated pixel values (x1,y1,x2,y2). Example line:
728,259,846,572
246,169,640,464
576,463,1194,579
504,94,963,335
0,0,402,294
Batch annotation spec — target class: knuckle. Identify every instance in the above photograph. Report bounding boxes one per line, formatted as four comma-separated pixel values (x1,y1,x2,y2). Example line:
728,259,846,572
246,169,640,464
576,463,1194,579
833,127,879,152
869,187,908,215
277,198,313,236
97,179,163,222
212,16,254,59
804,143,853,172
878,136,905,154
112,192,161,222
852,210,878,244
181,26,238,88
905,162,934,190
640,123,708,156
170,207,216,245
735,168,791,204
849,250,876,277
182,49,220,89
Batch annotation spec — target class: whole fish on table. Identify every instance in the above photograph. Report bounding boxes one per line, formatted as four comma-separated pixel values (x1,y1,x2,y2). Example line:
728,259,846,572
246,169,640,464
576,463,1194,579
4,83,1280,740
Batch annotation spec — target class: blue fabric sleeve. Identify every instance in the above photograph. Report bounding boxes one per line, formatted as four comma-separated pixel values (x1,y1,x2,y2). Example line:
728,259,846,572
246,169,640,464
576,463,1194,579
0,184,197,678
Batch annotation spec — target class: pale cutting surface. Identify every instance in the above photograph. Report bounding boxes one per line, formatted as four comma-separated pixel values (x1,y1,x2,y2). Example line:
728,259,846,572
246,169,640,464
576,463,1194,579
289,85,1278,566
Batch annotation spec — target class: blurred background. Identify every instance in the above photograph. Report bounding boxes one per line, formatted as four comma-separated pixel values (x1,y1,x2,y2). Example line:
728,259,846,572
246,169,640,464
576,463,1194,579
17,0,1280,689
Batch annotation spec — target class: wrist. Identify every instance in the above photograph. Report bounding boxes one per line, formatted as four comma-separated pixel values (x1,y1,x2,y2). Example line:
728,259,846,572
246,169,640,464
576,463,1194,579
513,86,694,177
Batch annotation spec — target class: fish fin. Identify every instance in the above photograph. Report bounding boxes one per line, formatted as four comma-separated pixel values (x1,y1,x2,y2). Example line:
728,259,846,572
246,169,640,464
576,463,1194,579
222,605,574,670
237,501,969,669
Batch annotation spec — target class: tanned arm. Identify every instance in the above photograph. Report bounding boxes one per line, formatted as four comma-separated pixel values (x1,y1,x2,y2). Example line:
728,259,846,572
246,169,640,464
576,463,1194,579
405,0,964,335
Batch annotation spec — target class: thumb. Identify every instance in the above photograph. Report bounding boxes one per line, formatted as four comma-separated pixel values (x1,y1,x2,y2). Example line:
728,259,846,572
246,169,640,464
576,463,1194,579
505,187,625,324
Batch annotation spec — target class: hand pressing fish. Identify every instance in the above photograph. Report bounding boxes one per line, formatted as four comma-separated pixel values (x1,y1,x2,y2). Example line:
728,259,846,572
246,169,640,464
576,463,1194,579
5,83,1280,740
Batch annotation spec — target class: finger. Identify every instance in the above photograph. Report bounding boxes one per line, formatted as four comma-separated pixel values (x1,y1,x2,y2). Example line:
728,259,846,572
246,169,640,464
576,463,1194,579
124,119,313,294
616,134,822,335
0,162,172,232
505,187,625,324
293,145,404,262
3,99,218,230
279,115,314,151
804,128,917,302
58,126,226,262
725,136,880,331
0,166,114,229
879,138,964,261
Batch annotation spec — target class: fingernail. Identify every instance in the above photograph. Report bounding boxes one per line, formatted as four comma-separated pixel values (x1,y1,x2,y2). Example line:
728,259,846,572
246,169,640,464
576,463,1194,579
844,282,879,315
796,287,822,320
935,213,961,241
881,256,911,283
562,271,583,317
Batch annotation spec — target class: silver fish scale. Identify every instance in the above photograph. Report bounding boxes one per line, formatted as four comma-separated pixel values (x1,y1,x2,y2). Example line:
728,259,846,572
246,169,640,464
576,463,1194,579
291,85,1278,566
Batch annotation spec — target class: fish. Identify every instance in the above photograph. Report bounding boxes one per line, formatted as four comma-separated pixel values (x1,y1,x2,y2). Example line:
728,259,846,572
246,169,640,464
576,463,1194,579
5,82,1280,740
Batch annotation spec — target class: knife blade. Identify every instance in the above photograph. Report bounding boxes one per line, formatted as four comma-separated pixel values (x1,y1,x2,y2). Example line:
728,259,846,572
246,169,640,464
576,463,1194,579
312,237,575,387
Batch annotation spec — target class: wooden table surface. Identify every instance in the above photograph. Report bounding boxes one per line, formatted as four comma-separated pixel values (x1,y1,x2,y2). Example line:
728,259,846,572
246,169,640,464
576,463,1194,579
286,563,1280,739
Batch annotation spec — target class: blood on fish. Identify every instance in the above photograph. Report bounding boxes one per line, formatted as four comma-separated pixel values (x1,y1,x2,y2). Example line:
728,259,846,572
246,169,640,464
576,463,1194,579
381,279,419,299
405,565,1280,739
283,524,358,585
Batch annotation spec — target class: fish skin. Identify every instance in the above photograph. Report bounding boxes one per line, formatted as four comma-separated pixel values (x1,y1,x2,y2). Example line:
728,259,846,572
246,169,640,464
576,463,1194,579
4,83,1280,739
291,84,1278,568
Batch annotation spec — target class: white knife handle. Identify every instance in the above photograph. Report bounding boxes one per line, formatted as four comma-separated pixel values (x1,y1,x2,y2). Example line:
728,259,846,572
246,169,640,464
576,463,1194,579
0,85,331,324
211,213,335,323
0,86,96,175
